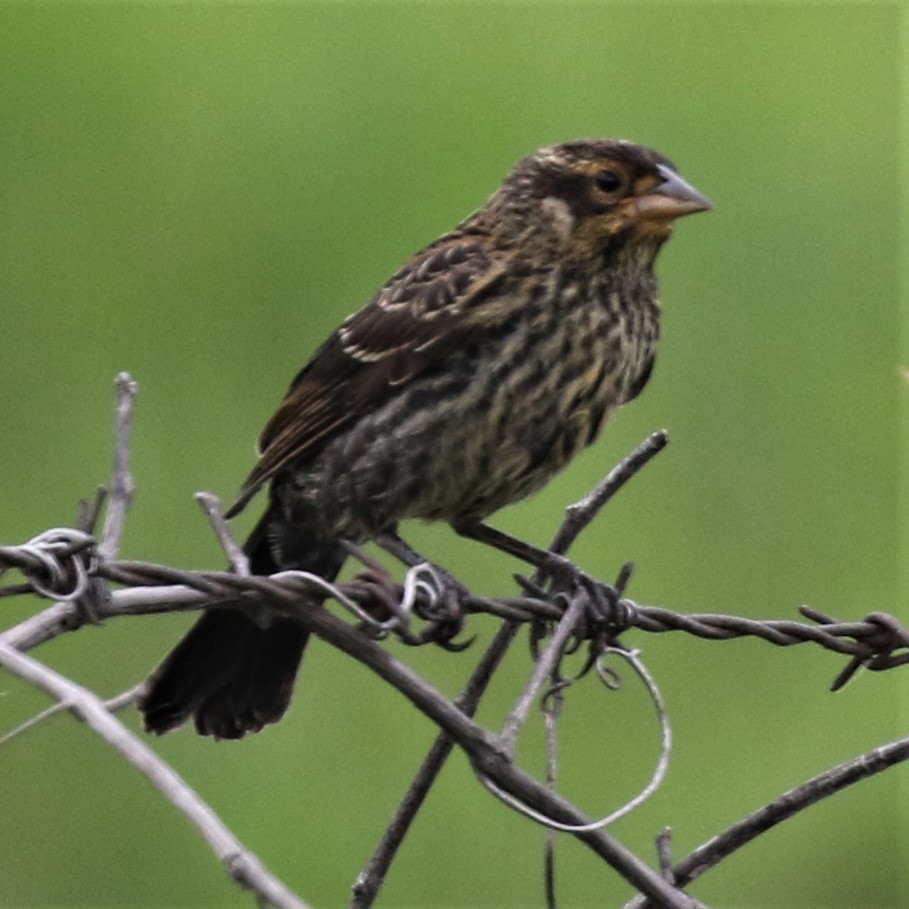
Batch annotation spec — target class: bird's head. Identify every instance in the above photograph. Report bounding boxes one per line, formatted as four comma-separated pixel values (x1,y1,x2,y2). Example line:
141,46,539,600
479,139,712,265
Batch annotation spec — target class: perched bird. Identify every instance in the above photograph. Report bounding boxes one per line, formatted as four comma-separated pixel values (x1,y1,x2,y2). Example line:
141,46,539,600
140,139,711,739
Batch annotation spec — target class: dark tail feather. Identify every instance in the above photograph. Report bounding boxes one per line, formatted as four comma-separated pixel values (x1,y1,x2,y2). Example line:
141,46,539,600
140,506,341,739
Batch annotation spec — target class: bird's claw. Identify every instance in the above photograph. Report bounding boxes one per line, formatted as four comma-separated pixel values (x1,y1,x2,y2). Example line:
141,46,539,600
347,560,473,650
347,565,404,637
410,564,474,651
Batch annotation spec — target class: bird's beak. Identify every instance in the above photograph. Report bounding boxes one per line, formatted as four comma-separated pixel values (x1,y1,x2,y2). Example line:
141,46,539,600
625,164,713,222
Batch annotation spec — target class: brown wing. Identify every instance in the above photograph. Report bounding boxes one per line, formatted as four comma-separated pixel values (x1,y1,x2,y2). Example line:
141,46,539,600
224,232,512,518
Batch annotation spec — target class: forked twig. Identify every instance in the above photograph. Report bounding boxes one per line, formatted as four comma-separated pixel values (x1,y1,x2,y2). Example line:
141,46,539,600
0,682,145,748
351,432,671,908
0,642,309,909
97,373,137,562
195,492,250,576
623,733,909,909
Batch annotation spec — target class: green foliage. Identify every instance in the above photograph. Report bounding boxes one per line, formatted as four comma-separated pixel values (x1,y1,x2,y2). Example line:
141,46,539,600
0,4,903,907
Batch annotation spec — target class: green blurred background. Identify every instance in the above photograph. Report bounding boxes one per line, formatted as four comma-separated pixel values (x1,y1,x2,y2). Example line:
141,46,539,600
0,3,904,907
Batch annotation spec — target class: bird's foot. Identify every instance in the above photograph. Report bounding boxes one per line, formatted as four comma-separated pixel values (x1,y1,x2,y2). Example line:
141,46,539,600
347,534,473,650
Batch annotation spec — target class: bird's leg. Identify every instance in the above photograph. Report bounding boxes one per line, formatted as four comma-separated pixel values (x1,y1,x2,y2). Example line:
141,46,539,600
373,529,428,570
375,528,469,600
340,540,401,629
374,528,473,650
451,519,576,584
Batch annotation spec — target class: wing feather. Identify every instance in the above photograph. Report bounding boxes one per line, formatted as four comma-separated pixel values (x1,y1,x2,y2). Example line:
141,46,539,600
224,233,512,518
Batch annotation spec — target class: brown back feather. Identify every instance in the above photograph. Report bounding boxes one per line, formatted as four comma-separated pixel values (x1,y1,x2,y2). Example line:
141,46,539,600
224,232,513,518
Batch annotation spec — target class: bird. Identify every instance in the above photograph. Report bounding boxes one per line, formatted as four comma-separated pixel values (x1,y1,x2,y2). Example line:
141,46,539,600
140,139,711,739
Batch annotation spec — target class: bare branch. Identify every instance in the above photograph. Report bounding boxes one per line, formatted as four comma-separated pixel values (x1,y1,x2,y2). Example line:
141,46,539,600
239,581,701,908
656,828,675,884
543,687,562,909
549,429,669,558
195,491,250,576
75,487,107,535
0,681,145,748
351,620,522,909
0,642,310,909
623,733,909,909
97,373,137,562
500,589,586,756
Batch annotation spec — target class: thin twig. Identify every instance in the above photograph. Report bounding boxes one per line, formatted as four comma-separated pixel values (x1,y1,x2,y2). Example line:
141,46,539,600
195,492,250,576
656,829,675,883
1,550,700,903
623,733,909,909
543,688,563,909
0,682,145,748
97,373,137,562
75,487,108,535
234,582,700,909
351,620,521,909
499,590,587,756
78,374,136,624
6,376,902,909
548,430,669,557
0,642,310,909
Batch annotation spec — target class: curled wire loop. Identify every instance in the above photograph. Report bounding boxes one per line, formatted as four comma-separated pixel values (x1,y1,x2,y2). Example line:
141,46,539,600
0,529,93,602
481,644,671,833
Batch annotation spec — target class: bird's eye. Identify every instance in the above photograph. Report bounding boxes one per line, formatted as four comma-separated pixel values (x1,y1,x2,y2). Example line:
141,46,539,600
594,169,623,194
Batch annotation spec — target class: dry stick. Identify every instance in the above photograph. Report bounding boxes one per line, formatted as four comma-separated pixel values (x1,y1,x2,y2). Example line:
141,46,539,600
1,599,92,651
0,642,310,909
195,492,250,576
0,682,145,748
350,431,670,908
97,373,137,562
79,374,136,624
543,689,564,909
8,550,907,906
256,575,699,909
549,430,669,555
350,619,521,909
75,487,108,536
622,734,909,909
2,376,305,909
0,553,692,900
656,829,675,884
5,380,904,905
8,542,907,901
499,590,587,756
14,548,689,905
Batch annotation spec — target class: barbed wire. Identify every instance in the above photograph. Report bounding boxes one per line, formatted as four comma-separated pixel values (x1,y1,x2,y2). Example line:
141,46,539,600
2,527,907,691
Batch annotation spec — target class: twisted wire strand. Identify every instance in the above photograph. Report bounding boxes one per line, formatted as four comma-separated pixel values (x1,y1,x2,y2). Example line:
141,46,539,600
1,531,908,681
